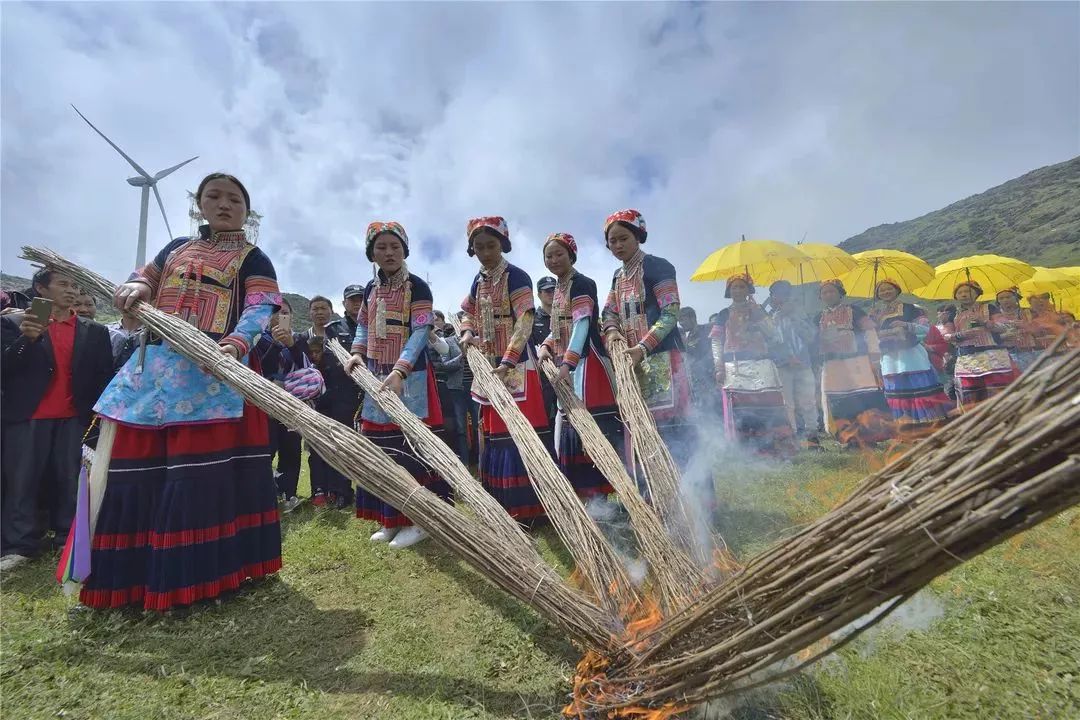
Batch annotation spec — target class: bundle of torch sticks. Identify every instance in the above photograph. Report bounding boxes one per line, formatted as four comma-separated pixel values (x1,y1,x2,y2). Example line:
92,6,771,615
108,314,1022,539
23,246,1080,719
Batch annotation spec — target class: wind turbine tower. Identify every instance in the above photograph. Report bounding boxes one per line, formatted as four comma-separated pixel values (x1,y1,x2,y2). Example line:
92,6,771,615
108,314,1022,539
72,105,198,267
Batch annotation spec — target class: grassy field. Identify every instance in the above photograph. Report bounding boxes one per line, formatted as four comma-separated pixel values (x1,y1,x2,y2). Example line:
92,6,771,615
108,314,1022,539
2,449,1077,720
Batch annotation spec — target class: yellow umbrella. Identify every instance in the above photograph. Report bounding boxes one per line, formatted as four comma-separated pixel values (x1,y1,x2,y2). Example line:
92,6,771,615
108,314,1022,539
763,242,859,285
833,248,935,298
690,237,809,284
913,254,1036,301
1053,266,1080,279
1017,266,1080,297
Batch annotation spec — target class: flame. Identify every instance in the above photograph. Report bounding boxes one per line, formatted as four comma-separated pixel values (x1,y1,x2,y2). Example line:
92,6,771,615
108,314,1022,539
564,593,689,718
835,409,895,448
711,546,743,577
795,635,834,662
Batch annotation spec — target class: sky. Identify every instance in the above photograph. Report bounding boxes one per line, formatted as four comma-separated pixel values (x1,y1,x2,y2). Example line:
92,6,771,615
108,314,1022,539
2,1,1078,315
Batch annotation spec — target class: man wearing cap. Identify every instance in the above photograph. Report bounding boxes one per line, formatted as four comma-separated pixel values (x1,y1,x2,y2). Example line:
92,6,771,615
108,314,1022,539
532,276,558,436
765,280,820,445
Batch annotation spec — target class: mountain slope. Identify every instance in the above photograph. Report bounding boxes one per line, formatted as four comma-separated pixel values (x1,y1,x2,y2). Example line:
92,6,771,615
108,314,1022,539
840,156,1080,267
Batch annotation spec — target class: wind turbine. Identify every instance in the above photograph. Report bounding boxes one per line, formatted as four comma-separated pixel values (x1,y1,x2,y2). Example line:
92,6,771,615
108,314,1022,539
72,105,198,267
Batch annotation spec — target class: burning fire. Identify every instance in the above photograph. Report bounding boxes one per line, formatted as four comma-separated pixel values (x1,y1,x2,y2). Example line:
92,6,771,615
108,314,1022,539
835,409,895,447
564,594,685,719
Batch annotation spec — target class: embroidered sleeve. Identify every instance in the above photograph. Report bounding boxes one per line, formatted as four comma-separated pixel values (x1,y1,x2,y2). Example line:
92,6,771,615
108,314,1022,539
570,294,594,324
502,269,535,367
351,297,369,357
395,288,434,376
639,259,681,353
709,316,725,373
941,321,960,344
987,304,1008,333
561,316,590,370
601,273,621,334
502,309,534,367
221,249,280,356
459,275,480,337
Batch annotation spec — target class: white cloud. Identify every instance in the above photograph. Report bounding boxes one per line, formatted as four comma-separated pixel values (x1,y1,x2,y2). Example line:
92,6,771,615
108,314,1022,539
2,1,1077,316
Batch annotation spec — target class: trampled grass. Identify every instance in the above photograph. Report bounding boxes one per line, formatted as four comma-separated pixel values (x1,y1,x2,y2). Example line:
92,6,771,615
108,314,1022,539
2,448,1077,719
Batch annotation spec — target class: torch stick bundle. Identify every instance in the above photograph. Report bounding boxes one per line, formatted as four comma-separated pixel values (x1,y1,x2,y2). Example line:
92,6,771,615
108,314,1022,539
27,246,1080,717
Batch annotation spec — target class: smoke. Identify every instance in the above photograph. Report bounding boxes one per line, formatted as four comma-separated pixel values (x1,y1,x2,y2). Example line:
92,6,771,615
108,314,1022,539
691,589,946,719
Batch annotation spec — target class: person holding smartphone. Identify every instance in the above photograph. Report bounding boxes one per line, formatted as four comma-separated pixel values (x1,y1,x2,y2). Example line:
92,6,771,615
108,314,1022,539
80,173,283,610
1,268,113,568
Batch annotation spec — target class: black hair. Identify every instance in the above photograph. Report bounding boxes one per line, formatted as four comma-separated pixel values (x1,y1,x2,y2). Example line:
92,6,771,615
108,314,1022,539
467,227,511,257
939,304,957,323
679,306,696,317
278,297,293,313
196,173,251,211
309,295,333,310
605,221,647,245
433,310,446,320
31,267,53,293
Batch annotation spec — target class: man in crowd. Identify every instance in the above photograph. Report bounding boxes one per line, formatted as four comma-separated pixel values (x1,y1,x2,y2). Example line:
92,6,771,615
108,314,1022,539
531,276,557,443
1,268,114,569
254,298,306,513
429,310,469,464
73,290,97,320
297,293,362,509
678,306,717,414
105,311,143,368
765,280,820,447
457,310,480,465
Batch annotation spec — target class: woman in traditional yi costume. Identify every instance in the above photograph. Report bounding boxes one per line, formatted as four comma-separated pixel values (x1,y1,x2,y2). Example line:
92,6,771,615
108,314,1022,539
343,222,450,549
869,279,953,437
600,209,693,467
941,280,1018,412
1025,292,1070,359
995,287,1047,373
82,174,282,610
709,273,795,455
815,279,893,447
459,217,550,520
535,233,618,498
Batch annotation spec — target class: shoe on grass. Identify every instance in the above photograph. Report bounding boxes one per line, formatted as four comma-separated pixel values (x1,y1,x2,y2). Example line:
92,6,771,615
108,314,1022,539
388,526,429,549
370,526,400,543
0,554,31,573
282,496,304,514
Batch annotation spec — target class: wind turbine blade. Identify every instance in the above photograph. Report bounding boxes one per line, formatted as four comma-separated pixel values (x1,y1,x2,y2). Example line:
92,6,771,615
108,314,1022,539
152,184,175,241
154,156,199,181
71,104,151,179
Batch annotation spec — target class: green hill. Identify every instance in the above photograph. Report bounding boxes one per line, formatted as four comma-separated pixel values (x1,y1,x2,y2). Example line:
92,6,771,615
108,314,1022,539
840,156,1080,267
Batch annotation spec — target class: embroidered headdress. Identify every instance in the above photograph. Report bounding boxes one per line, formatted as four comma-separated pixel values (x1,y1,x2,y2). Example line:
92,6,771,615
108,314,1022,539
543,232,578,263
724,272,755,298
365,221,410,262
875,278,903,297
604,209,647,244
466,216,511,256
953,280,983,299
820,278,847,298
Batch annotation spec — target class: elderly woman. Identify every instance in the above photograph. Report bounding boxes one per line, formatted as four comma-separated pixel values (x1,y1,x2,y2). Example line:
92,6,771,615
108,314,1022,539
815,279,893,447
941,281,1017,412
869,279,953,437
709,273,794,455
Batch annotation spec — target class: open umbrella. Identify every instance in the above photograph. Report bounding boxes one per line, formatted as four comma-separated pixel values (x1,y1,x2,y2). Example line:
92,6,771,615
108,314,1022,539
1017,266,1080,297
762,242,859,285
913,254,1035,301
833,249,935,298
690,236,809,284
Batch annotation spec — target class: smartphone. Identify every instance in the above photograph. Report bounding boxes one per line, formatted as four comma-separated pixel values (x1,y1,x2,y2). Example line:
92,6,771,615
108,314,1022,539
29,297,53,324
278,313,291,332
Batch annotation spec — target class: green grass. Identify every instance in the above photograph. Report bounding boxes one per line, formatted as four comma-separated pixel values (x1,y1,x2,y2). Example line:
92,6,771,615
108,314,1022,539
2,451,1078,719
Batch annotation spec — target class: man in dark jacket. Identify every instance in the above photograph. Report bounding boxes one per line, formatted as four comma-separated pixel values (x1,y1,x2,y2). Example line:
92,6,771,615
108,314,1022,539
679,306,718,415
294,293,363,509
531,276,557,444
1,268,114,562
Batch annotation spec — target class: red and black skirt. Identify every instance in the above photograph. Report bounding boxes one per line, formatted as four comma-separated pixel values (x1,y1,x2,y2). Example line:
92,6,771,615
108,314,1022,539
80,402,281,611
556,348,618,498
478,366,552,519
357,366,451,528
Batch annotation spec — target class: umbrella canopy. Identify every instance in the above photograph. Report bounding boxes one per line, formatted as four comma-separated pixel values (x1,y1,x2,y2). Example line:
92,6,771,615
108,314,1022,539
1017,266,1080,297
833,249,935,298
913,254,1035,301
1053,266,1080,279
760,242,859,285
690,237,809,284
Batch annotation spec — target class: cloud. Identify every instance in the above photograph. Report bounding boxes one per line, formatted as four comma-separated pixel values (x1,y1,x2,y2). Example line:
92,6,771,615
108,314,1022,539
2,1,1077,316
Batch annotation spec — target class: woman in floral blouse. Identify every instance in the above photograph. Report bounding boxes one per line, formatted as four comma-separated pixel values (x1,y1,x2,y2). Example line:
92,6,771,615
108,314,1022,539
83,173,283,610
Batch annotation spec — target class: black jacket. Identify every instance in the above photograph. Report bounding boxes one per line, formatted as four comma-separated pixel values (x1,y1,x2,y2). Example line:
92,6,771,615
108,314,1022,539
1,313,115,425
295,319,363,424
